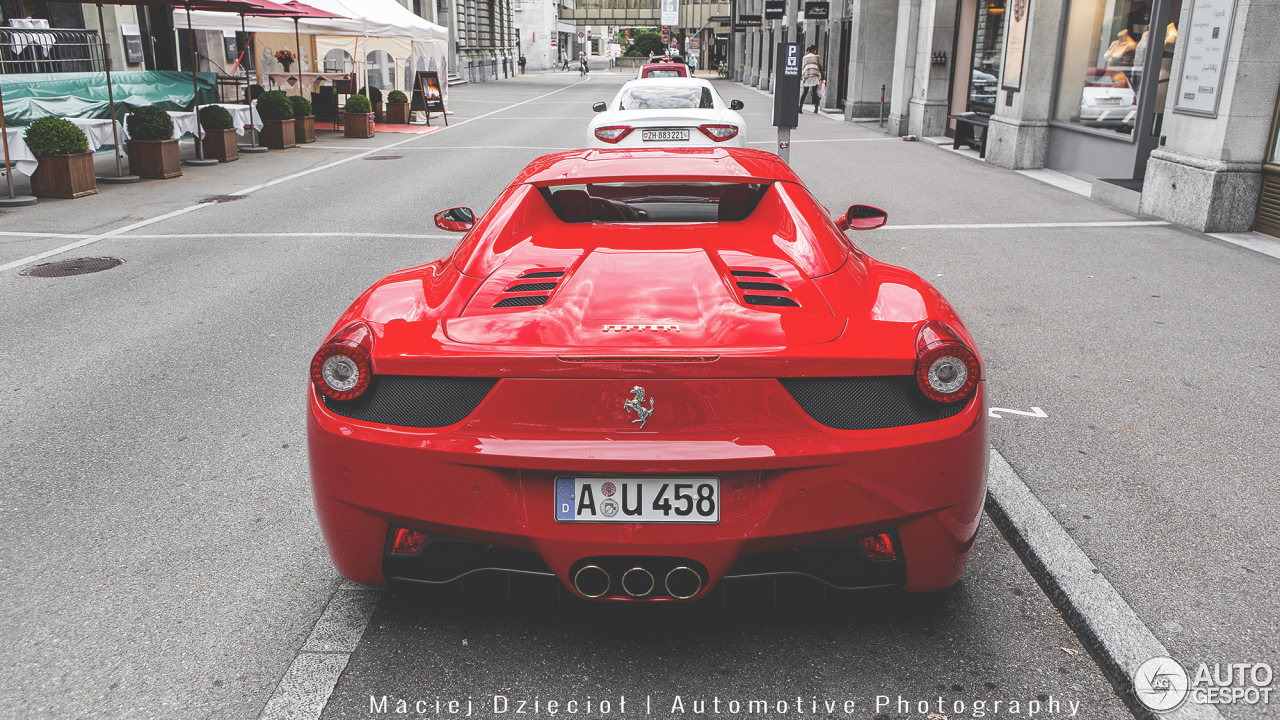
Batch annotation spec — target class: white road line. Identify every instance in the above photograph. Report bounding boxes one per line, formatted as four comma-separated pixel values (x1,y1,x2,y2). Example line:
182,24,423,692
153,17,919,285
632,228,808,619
0,231,90,239
985,450,1224,720
307,145,575,151
882,220,1170,231
122,232,455,240
1,77,593,273
746,137,898,144
0,203,210,274
257,581,381,720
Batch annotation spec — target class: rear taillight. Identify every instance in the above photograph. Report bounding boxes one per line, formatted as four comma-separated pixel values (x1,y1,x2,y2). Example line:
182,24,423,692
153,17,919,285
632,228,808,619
390,527,427,555
914,320,979,403
310,322,374,401
698,124,739,142
857,532,897,560
594,125,633,143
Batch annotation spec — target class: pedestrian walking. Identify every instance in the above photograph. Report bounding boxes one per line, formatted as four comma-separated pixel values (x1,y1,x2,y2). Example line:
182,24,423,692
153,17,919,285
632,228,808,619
560,51,570,71
579,52,590,76
800,45,822,114
518,55,526,75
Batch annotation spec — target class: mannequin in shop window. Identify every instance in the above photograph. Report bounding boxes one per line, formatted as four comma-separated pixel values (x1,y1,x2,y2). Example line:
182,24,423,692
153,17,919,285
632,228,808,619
1105,29,1136,67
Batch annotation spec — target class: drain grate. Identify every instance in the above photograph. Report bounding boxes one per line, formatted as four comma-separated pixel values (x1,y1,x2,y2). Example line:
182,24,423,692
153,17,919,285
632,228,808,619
24,257,123,277
363,155,403,161
199,194,244,204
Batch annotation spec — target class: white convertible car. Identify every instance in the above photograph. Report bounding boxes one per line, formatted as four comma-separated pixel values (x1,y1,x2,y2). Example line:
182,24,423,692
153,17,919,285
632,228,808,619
587,77,747,148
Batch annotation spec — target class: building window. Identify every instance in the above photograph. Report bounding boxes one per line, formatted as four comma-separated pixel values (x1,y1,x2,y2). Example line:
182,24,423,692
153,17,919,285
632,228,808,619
967,0,1004,113
1054,0,1180,136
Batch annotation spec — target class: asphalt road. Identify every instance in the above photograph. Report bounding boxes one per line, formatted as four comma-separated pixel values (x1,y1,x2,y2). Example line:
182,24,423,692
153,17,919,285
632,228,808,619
0,69,1274,719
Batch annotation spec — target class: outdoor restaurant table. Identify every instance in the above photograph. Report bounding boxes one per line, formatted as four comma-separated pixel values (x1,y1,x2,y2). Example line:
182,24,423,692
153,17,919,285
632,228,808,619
66,117,127,153
165,103,261,140
3,127,39,176
266,72,350,90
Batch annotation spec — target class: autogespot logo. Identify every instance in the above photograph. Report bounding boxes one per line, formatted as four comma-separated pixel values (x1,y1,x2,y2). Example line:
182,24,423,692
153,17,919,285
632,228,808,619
1135,657,1191,712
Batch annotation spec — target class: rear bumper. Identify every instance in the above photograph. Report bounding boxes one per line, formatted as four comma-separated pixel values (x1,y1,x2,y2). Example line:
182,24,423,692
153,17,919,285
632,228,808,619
307,379,988,598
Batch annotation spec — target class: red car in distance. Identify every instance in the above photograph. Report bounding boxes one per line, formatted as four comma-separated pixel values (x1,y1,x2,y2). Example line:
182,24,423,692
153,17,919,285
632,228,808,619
307,147,989,601
638,61,690,79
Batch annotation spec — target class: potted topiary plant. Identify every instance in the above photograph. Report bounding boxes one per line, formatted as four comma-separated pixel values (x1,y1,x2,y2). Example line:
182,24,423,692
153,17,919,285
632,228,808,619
25,117,97,199
198,105,238,163
289,95,315,144
359,86,384,122
386,89,410,124
344,93,374,138
127,105,181,179
256,90,296,149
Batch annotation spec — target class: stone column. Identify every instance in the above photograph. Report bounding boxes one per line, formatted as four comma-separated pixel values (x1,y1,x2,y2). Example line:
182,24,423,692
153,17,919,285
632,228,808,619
886,0,920,135
984,0,1063,168
843,0,900,118
906,0,957,136
1140,0,1280,231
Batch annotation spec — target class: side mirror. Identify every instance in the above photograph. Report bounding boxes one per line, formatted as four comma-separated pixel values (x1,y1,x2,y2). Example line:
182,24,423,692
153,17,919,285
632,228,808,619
593,102,607,112
729,99,744,111
434,207,475,232
844,204,888,231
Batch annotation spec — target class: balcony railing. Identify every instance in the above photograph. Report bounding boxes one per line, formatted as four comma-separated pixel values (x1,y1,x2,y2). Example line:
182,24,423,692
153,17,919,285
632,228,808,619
1,28,104,75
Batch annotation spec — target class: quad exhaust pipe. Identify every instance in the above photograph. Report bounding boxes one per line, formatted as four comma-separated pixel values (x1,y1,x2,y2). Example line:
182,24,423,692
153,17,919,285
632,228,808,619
572,562,703,599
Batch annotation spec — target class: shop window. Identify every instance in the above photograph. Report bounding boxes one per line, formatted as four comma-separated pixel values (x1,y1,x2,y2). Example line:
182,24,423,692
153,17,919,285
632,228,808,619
1055,0,1180,136
967,0,1005,113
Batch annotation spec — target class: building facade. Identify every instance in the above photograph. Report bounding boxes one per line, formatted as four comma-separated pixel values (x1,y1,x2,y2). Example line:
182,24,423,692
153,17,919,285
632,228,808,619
439,0,519,82
734,0,1280,235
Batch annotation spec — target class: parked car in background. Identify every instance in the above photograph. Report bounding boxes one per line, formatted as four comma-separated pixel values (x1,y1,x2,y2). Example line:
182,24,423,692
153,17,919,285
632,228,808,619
588,78,747,148
638,62,690,79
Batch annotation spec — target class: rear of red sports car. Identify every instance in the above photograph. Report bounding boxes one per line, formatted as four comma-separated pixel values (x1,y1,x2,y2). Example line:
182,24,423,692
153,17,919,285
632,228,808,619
307,148,988,600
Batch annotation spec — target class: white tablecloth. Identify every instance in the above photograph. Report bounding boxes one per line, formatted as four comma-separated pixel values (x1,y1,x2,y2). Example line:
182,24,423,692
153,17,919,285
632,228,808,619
2,128,38,176
67,117,127,153
167,103,262,139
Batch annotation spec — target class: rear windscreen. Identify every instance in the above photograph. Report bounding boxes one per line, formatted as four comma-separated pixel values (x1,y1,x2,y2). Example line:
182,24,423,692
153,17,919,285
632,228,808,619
618,85,715,110
542,182,769,223
644,69,684,78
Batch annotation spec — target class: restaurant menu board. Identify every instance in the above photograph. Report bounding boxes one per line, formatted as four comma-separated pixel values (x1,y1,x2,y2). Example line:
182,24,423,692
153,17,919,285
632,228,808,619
1001,0,1030,90
412,71,446,124
1174,0,1237,116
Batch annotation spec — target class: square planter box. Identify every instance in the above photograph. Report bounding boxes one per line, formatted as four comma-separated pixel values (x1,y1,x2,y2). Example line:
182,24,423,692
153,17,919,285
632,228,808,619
294,115,316,144
30,151,98,199
128,139,182,179
344,112,375,138
386,103,410,124
202,127,239,162
261,118,296,149
373,101,384,123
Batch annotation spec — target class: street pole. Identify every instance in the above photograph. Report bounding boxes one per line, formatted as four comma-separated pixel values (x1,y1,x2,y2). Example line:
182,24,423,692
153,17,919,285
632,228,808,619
185,1,218,166
96,2,139,184
0,80,38,207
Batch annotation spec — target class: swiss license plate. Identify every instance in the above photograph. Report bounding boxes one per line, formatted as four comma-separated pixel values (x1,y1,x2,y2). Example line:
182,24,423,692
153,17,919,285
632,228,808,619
555,477,720,523
642,129,690,141
1097,98,1122,105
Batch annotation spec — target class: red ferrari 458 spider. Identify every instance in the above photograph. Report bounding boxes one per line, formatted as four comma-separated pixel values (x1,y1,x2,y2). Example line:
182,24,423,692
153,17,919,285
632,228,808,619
308,147,988,601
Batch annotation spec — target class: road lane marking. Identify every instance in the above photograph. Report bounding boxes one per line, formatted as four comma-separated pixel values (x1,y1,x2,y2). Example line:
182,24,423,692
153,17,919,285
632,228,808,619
746,137,899,144
882,220,1170,230
985,449,1224,720
0,231,90,239
258,581,381,720
0,77,594,272
122,232,456,239
989,406,1048,419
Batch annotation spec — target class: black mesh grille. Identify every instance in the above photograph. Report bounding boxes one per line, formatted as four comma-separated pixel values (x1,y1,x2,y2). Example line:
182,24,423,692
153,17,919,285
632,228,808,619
494,295,548,308
731,270,776,277
322,376,498,427
737,281,789,291
744,295,800,307
521,270,565,279
780,376,968,430
506,282,557,292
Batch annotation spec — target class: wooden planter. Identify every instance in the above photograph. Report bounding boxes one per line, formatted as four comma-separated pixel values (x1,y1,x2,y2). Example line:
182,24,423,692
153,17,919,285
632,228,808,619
372,100,384,123
385,102,410,124
261,118,296,149
201,127,239,162
30,151,98,199
128,139,182,179
344,112,375,138
294,115,316,144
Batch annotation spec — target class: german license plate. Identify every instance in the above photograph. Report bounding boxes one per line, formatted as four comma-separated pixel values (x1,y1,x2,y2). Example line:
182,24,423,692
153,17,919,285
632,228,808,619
555,477,719,523
642,129,690,141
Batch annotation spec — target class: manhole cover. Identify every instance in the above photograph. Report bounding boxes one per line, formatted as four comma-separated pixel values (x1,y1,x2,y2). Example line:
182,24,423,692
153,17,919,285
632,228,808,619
23,257,123,278
199,194,244,204
363,155,403,161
